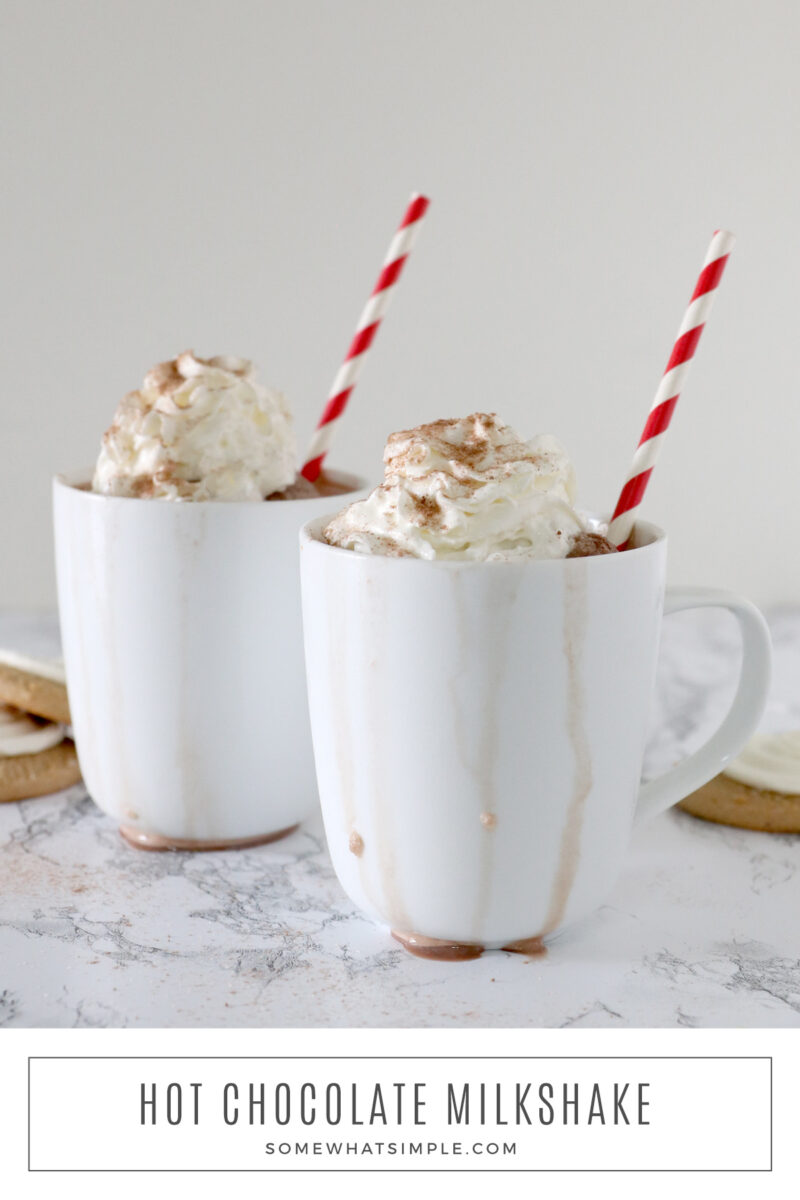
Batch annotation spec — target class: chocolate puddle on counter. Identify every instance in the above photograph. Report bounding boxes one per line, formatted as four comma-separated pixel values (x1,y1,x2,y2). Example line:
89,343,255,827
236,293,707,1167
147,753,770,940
391,930,547,962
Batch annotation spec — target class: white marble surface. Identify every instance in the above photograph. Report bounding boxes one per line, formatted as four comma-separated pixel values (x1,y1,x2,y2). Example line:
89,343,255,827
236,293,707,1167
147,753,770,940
1,606,799,1029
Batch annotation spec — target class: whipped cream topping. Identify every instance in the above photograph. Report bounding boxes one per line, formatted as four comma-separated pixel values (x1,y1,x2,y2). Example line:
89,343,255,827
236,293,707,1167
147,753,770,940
0,705,65,757
324,413,586,560
93,352,297,500
723,731,800,794
0,649,66,684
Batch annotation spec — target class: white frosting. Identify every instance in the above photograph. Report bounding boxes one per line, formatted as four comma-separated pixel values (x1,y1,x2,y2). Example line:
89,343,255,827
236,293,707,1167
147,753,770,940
93,352,297,501
324,413,586,560
0,649,66,684
0,705,64,757
723,730,800,794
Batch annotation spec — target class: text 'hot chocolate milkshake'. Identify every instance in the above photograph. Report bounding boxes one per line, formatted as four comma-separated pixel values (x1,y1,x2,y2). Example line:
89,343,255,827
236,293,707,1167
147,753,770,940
93,352,304,501
324,413,615,560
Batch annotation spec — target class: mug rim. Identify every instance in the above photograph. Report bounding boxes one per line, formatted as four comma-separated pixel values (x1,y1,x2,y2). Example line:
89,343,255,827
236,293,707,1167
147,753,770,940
300,514,667,568
53,467,369,507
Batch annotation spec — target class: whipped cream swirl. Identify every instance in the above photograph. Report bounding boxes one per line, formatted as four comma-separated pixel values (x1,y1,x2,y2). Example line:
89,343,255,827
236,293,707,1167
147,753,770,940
723,731,800,794
0,705,65,757
93,352,297,500
324,413,586,560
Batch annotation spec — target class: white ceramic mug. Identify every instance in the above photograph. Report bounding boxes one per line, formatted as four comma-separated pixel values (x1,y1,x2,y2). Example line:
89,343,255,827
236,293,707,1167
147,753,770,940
300,517,772,956
53,471,368,851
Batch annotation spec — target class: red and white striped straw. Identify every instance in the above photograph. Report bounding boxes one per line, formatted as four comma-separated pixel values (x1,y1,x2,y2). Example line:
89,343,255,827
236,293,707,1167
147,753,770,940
607,229,735,549
301,193,430,481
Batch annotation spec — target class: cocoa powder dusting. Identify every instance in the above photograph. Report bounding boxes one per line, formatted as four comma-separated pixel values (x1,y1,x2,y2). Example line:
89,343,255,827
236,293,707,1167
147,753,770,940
567,532,618,558
410,493,442,528
143,352,250,399
385,413,543,479
127,476,157,499
146,359,183,395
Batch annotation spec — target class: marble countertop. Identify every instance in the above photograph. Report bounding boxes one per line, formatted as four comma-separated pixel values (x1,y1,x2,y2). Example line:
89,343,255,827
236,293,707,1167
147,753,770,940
1,606,799,1029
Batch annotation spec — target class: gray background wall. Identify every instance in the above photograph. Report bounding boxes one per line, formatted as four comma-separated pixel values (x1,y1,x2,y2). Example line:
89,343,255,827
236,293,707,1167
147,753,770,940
2,0,797,608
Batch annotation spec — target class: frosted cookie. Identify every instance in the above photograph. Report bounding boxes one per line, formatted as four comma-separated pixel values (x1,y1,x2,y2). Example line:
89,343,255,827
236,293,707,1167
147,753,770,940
0,739,81,803
0,652,79,802
679,731,800,833
0,650,70,724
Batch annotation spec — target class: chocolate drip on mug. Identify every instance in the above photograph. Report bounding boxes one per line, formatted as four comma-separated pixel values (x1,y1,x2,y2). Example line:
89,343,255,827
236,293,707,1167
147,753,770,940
542,566,593,933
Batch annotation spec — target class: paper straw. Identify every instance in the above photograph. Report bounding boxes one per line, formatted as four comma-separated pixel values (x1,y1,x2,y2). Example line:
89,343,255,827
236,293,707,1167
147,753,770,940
607,230,735,549
301,193,430,481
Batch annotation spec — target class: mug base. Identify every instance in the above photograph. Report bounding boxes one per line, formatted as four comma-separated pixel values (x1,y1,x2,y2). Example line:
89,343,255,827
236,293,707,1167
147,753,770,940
391,929,548,962
119,823,300,853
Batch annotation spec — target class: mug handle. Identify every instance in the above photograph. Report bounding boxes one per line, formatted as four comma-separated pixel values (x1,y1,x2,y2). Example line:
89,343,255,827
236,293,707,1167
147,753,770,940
636,587,772,823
